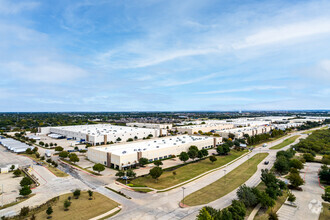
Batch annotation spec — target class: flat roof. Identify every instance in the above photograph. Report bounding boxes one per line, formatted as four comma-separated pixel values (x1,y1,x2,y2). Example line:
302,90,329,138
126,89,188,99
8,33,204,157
50,124,156,137
91,135,213,156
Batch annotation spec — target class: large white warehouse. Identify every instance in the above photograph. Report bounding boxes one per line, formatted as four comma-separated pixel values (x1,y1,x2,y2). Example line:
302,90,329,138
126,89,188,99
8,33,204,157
87,135,222,169
38,124,161,146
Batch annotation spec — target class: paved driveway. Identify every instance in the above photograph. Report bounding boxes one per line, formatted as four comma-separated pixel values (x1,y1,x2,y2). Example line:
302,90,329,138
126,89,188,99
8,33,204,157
277,163,324,220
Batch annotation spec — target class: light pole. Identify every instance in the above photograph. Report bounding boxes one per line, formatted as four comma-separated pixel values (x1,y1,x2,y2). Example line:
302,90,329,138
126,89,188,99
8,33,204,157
182,187,186,208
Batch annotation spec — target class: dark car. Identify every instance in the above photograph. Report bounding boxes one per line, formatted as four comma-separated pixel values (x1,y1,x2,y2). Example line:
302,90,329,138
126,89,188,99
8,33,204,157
264,161,269,165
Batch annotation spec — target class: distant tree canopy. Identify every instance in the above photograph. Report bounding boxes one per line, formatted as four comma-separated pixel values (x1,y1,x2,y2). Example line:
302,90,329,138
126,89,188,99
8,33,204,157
293,129,330,154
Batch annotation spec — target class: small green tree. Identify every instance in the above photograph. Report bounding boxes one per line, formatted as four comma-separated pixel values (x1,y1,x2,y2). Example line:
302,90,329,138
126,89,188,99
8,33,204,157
126,169,136,179
88,190,93,200
288,172,304,189
59,151,69,158
20,185,32,197
64,200,71,211
10,164,15,171
55,146,64,151
13,169,22,177
115,170,125,178
149,167,163,182
209,156,217,163
139,157,149,166
268,211,278,220
93,163,105,173
303,153,315,162
201,149,208,157
46,206,53,219
73,189,81,199
179,152,189,163
20,177,33,186
287,191,296,203
197,150,204,160
32,147,38,153
69,153,79,163
154,160,163,166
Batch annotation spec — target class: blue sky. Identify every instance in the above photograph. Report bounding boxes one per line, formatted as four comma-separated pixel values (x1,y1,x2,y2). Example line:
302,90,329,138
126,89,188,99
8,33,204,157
0,0,330,112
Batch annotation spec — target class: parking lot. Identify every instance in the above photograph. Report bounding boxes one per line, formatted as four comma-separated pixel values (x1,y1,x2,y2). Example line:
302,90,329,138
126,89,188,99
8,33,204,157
0,173,23,206
0,145,32,167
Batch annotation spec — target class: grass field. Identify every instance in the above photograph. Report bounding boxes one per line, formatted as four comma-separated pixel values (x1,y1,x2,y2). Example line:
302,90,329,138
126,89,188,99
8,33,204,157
131,150,247,190
183,153,268,206
22,154,68,177
319,203,330,220
270,135,300,150
30,191,119,220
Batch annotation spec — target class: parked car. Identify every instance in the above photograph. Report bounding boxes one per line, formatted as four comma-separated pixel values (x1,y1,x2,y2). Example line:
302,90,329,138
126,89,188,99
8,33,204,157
264,161,269,165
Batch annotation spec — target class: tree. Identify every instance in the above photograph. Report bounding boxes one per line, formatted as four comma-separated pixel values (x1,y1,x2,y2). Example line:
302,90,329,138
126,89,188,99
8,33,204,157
209,156,217,163
303,153,315,162
197,150,204,160
318,165,330,185
228,200,246,220
10,164,15,171
46,206,53,219
288,172,304,189
258,191,275,208
13,169,22,177
64,200,71,211
149,167,163,181
45,143,49,148
127,138,133,142
55,146,64,151
139,157,149,166
287,191,296,203
26,148,33,154
20,177,33,186
88,190,93,200
93,163,105,173
179,152,189,163
73,189,81,199
59,151,69,158
20,185,32,197
216,146,224,155
154,160,163,166
236,185,259,207
197,207,213,220
228,133,235,139
69,153,79,163
126,169,136,178
268,211,279,220
39,141,44,146
116,137,122,142
19,207,30,217
32,147,38,153
223,144,230,155
188,149,198,160
201,149,208,157
289,159,304,170
115,170,125,177
274,156,290,174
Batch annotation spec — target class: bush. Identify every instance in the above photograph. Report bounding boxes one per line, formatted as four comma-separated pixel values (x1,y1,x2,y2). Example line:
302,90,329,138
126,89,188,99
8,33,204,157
13,169,22,177
20,177,33,186
19,206,30,216
73,189,81,198
303,153,315,162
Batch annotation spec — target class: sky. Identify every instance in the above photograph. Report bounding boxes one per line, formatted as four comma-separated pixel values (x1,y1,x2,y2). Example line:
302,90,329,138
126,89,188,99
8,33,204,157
0,0,330,112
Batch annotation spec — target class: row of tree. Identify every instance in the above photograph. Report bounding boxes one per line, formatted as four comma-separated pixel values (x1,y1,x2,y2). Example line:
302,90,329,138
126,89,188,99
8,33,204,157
293,128,330,154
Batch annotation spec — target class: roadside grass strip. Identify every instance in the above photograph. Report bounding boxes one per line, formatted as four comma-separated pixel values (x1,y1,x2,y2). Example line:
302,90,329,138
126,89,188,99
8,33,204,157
131,150,248,190
270,135,300,150
183,153,269,206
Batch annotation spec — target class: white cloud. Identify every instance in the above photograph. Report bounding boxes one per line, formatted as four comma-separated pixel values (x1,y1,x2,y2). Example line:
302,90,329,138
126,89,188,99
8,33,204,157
233,18,330,49
196,86,285,95
2,60,88,83
0,0,39,14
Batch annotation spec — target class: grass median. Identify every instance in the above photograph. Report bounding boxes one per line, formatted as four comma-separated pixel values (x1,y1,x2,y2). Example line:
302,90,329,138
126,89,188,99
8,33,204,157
270,135,300,150
131,150,247,190
183,153,268,206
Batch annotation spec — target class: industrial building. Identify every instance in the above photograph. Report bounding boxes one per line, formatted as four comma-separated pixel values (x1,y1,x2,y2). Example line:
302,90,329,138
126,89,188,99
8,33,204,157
0,138,32,153
87,135,222,169
215,125,274,138
175,123,234,135
38,124,162,146
126,122,172,136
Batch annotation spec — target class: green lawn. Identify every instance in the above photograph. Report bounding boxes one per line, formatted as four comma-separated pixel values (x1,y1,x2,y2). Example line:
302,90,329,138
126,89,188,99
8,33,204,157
183,153,269,206
270,135,300,150
18,191,119,220
131,150,247,190
319,203,330,220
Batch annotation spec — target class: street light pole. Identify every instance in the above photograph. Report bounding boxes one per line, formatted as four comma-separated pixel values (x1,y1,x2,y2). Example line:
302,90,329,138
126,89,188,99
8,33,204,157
182,187,186,207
